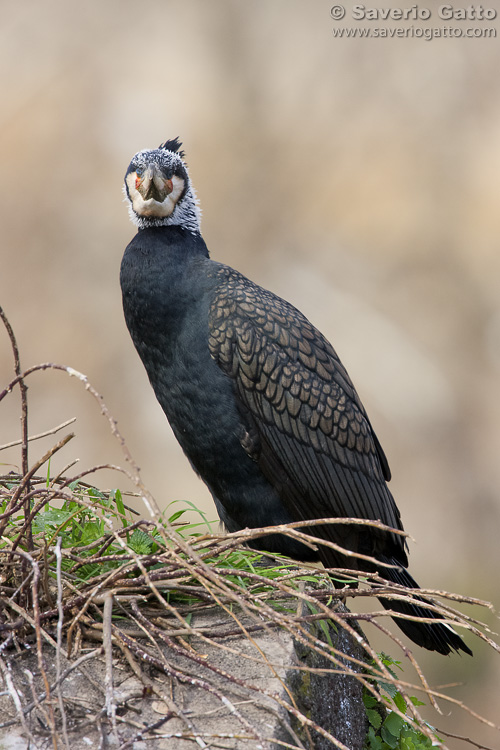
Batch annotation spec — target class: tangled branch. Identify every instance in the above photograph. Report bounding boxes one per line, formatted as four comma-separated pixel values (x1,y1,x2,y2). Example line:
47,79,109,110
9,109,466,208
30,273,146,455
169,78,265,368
0,306,498,750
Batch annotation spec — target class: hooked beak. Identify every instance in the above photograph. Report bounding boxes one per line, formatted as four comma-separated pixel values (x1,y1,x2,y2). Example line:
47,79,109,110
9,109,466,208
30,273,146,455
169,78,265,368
137,165,173,202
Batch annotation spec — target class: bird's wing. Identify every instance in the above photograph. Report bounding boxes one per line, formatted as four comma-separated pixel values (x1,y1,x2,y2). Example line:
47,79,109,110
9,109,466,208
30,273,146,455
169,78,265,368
208,265,405,556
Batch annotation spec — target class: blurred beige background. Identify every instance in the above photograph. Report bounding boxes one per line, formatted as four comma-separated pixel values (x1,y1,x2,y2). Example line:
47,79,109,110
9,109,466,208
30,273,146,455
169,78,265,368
0,1,499,745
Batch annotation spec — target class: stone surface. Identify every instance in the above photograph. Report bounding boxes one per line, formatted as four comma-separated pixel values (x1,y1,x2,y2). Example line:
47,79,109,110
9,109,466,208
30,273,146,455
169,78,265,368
0,604,368,749
284,603,368,750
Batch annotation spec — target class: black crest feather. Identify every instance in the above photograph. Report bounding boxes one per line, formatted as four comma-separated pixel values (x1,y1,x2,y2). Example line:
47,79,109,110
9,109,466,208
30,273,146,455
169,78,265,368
159,137,185,159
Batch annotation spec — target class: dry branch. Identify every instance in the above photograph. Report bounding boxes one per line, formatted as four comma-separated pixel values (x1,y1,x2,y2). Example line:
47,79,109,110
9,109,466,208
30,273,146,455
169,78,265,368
0,306,498,750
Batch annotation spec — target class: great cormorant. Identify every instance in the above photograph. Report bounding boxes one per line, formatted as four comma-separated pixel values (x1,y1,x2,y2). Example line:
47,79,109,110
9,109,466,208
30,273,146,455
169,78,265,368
120,138,471,655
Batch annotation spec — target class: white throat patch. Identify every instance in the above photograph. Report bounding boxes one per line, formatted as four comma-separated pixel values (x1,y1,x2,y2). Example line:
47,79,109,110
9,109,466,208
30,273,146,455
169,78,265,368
125,173,185,219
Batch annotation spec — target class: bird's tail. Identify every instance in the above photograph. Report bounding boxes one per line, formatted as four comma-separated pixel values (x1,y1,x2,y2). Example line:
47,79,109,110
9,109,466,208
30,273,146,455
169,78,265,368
377,557,472,655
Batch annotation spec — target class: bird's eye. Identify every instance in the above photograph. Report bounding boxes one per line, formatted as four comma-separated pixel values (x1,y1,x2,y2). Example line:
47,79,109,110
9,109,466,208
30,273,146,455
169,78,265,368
135,166,144,177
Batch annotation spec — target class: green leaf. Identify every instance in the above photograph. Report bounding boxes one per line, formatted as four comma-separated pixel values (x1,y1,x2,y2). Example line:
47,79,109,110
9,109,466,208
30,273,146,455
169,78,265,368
393,691,407,713
318,617,333,648
380,711,404,747
366,708,383,729
380,653,402,672
169,509,188,523
380,726,399,748
128,529,154,554
384,711,404,736
87,487,106,501
164,499,214,532
379,680,398,699
409,696,426,707
79,521,105,545
366,725,384,750
111,489,127,522
32,508,72,532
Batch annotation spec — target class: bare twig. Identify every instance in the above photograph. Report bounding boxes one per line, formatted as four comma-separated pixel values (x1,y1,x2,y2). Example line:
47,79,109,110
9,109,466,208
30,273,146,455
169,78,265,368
0,653,38,747
0,307,30,552
103,591,119,743
0,328,498,750
55,537,70,749
0,417,77,451
119,642,208,749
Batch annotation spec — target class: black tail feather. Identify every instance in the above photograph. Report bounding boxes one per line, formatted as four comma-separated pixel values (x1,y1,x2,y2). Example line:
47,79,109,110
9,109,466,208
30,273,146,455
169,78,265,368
377,558,472,656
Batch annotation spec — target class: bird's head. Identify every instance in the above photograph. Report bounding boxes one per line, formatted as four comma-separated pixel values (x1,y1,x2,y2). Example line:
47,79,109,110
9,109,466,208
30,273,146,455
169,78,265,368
124,138,200,232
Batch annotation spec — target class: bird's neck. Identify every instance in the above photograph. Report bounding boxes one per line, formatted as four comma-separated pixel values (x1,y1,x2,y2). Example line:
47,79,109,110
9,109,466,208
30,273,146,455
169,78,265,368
120,226,211,354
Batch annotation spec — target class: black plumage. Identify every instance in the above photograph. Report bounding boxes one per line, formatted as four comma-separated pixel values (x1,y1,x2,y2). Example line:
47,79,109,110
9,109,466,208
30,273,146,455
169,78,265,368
120,139,471,656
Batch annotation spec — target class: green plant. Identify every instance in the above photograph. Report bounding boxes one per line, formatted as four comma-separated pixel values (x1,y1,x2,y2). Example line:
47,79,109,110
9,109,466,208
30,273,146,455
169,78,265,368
364,653,439,750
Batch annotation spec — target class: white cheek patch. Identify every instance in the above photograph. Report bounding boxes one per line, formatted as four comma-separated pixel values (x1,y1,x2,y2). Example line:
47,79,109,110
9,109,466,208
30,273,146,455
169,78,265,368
126,173,186,218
